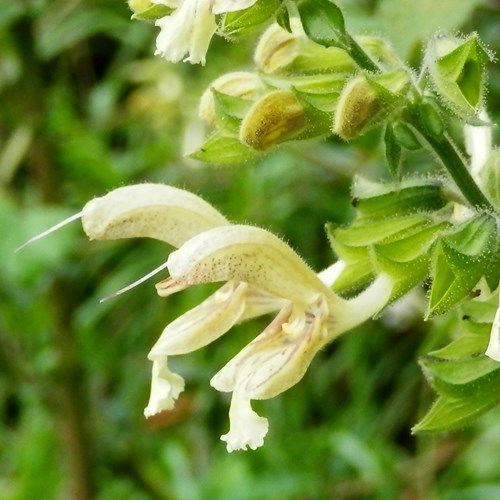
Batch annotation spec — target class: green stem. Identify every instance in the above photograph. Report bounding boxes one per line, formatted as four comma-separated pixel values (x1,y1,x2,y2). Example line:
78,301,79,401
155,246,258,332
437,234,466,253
345,34,379,72
412,124,494,212
341,30,495,213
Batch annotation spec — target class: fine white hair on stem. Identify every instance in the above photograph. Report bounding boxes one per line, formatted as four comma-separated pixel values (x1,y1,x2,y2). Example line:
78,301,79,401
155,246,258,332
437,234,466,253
99,260,171,303
15,211,83,253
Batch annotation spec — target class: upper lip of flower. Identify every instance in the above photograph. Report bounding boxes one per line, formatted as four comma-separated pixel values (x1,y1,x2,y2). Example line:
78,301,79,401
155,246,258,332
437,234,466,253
157,224,341,309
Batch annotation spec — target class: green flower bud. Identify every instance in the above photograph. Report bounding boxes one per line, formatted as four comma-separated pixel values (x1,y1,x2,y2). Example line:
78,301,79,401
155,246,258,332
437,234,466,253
333,70,409,140
333,76,380,140
239,90,307,151
254,18,357,75
425,32,493,120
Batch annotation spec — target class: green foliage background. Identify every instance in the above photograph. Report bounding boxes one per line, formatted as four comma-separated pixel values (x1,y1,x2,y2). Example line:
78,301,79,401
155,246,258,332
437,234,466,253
1,0,500,498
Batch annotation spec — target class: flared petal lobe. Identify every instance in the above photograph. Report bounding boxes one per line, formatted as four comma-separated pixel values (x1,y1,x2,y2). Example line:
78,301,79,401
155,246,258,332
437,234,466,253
221,393,269,452
144,358,185,417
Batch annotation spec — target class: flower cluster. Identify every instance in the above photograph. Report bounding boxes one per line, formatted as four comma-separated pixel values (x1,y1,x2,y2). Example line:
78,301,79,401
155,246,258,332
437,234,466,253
21,183,395,451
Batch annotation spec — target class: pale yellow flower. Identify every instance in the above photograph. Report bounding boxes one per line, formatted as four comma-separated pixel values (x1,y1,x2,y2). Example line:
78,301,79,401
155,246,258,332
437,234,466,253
150,224,394,451
20,184,394,452
152,0,258,64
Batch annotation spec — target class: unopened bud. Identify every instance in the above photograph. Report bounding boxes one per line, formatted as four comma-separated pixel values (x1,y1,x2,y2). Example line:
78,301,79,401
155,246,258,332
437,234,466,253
333,76,380,140
239,90,307,151
333,71,409,140
254,19,356,76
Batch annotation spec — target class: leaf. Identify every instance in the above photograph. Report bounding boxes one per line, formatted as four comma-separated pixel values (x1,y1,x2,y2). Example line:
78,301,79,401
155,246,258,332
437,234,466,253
131,4,173,22
412,386,500,433
420,355,499,396
427,214,497,317
220,0,281,38
296,0,347,48
189,134,261,166
333,215,429,247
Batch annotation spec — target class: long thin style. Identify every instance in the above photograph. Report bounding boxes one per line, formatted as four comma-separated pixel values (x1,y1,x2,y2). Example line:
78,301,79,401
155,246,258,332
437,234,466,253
99,260,171,303
15,211,83,252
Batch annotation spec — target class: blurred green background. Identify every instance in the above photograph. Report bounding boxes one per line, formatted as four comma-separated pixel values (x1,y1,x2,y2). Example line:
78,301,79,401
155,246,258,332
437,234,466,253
1,0,500,498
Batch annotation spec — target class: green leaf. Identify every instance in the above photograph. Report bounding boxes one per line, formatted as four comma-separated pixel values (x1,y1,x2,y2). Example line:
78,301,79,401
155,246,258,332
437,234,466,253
212,90,254,120
131,4,173,22
296,0,347,48
412,386,500,433
210,90,249,134
371,248,429,301
375,221,450,261
427,215,497,317
275,1,292,32
259,73,346,112
430,331,489,360
391,121,422,151
220,0,282,38
420,355,499,396
368,221,448,299
189,134,260,166
326,224,375,294
333,216,430,247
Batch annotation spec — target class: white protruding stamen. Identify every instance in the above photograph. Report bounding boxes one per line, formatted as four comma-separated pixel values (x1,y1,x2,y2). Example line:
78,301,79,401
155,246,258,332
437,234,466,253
15,211,83,253
99,260,170,303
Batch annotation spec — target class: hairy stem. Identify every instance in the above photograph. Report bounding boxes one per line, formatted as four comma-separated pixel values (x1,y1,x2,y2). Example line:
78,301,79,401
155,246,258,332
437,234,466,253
341,31,495,213
413,125,495,212
346,34,379,72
